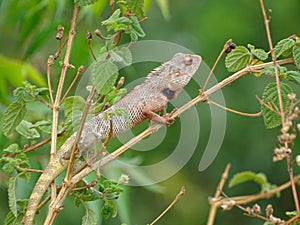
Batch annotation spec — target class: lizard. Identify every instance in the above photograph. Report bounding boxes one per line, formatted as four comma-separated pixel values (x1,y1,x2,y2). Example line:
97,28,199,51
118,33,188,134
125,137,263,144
22,52,202,225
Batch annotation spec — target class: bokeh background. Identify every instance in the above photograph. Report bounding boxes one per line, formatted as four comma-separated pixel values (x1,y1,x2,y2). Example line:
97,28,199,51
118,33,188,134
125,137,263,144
0,0,300,224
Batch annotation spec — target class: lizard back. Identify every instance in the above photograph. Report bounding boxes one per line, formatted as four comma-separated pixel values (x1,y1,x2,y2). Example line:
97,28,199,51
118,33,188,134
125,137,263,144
22,53,202,225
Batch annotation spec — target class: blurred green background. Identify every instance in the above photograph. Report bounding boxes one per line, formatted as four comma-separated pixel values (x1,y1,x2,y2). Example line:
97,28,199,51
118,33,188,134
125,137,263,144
0,0,300,224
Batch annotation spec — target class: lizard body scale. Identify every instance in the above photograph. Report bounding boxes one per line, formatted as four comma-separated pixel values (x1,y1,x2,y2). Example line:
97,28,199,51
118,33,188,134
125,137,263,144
22,53,202,225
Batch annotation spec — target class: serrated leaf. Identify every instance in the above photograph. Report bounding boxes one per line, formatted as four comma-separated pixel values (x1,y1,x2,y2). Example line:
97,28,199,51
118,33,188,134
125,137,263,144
74,0,99,6
64,96,86,118
228,171,267,188
252,48,268,60
274,38,295,58
82,203,97,225
247,43,268,61
92,61,119,95
225,46,251,72
101,200,117,219
16,120,40,139
2,101,27,136
3,210,22,225
2,160,17,174
260,65,288,78
3,144,21,155
125,0,145,18
286,71,300,85
102,9,122,31
261,82,293,129
293,45,300,70
8,176,18,217
109,47,133,66
33,120,57,134
129,16,145,38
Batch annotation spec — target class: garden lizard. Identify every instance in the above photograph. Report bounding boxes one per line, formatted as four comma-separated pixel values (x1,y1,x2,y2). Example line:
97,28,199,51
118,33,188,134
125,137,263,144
22,53,202,225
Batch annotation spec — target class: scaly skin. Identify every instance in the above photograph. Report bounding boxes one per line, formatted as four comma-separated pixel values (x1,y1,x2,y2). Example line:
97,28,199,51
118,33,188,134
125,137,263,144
22,53,202,225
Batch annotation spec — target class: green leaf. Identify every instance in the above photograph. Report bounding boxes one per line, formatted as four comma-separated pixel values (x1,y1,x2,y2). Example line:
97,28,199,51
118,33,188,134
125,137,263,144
247,44,268,61
225,46,251,72
33,120,58,134
124,0,145,18
2,101,27,136
252,48,268,60
293,45,300,70
64,96,86,118
229,171,267,188
81,202,97,225
3,210,22,225
274,38,295,58
109,47,133,66
2,144,21,155
8,176,18,217
102,9,122,31
74,0,99,6
92,61,119,95
2,160,17,174
128,16,146,39
286,71,300,85
13,81,49,102
261,82,293,129
101,200,117,219
16,120,40,139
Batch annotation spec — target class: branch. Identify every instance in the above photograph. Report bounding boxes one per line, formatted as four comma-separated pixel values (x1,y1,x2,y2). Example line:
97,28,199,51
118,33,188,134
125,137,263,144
207,164,231,225
260,0,300,214
149,186,186,225
71,57,294,186
45,4,80,225
211,174,300,208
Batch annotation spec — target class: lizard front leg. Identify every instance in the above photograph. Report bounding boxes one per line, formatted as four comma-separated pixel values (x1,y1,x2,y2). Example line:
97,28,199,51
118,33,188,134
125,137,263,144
142,97,175,125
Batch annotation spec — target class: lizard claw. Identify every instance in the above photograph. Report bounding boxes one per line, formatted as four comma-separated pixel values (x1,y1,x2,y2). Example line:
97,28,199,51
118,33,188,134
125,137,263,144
163,114,176,126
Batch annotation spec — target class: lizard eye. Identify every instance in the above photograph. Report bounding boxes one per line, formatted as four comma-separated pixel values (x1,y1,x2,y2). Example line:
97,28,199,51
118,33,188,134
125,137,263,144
174,70,182,77
184,56,193,66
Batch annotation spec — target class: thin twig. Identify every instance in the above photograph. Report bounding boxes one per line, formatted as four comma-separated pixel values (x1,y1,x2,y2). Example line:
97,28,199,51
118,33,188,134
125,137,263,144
47,55,54,104
16,167,43,173
212,174,300,208
256,95,281,116
66,86,96,181
149,186,186,225
201,39,232,92
46,4,80,225
260,0,300,214
207,164,231,225
221,191,271,222
207,99,262,117
59,65,85,105
259,0,285,125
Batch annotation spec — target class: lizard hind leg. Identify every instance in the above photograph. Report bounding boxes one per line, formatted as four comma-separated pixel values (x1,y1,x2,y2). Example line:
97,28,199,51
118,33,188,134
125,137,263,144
142,97,175,126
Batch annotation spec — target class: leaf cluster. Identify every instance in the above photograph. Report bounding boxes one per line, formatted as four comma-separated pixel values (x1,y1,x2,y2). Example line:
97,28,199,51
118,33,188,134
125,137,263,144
225,36,300,129
70,176,127,224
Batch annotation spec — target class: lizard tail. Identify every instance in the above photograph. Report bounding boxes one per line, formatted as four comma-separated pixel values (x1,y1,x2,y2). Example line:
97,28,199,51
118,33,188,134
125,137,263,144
21,136,74,225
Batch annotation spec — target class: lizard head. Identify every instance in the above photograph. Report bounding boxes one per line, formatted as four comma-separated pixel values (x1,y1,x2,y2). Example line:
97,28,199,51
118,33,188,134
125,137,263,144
166,53,202,92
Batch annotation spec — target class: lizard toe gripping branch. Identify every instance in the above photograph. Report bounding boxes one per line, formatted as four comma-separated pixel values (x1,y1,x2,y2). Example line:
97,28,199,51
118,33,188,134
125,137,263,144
22,53,202,225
